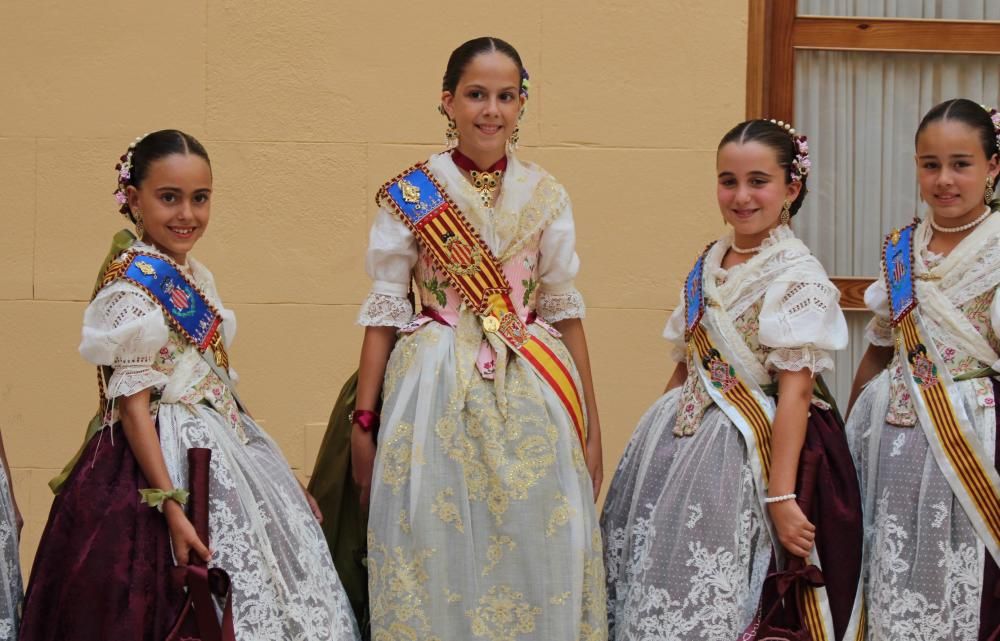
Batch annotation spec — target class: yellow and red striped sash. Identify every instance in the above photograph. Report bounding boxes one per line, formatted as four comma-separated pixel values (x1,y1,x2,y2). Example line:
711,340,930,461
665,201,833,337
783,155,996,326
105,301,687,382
684,247,835,641
884,224,1000,560
378,162,586,450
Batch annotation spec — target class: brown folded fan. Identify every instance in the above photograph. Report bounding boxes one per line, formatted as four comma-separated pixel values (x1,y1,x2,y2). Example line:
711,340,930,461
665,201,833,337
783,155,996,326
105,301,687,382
164,448,237,641
740,448,825,641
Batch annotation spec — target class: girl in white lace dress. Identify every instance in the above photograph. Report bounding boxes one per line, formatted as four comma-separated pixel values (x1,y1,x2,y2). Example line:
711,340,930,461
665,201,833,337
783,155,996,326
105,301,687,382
20,130,359,641
345,38,607,640
847,99,1000,640
602,119,863,641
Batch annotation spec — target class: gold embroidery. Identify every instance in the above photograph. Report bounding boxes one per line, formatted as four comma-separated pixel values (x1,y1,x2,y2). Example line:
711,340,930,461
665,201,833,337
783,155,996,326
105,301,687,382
397,510,411,534
482,535,515,576
135,260,157,277
466,585,542,641
380,422,413,494
431,488,465,533
546,494,574,537
367,539,436,639
443,587,463,604
549,592,570,605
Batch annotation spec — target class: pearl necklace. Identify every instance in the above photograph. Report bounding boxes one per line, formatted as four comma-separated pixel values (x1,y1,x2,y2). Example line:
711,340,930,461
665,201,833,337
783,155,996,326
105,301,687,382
730,241,762,254
929,208,993,233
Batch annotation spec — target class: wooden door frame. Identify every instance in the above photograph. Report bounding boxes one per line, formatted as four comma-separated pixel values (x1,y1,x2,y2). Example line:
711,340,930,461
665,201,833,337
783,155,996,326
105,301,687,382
746,0,1000,308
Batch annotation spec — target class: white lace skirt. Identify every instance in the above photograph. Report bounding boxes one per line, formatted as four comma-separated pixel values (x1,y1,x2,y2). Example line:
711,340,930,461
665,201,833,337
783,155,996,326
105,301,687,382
157,403,360,641
367,319,607,641
847,371,996,641
0,463,21,641
601,389,771,641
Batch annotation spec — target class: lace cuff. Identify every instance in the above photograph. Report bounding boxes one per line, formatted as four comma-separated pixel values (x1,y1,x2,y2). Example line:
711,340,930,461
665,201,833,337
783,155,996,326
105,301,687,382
106,365,170,399
537,289,586,323
865,316,894,347
357,292,413,327
765,346,835,375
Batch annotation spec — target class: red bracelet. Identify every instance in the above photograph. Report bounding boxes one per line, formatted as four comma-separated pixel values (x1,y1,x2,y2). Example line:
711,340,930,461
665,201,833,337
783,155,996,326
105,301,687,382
351,409,380,433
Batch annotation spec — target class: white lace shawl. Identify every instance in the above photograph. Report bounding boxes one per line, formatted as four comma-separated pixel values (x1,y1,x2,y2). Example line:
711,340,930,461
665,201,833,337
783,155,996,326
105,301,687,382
865,213,1000,370
358,152,585,326
79,242,238,401
663,225,847,377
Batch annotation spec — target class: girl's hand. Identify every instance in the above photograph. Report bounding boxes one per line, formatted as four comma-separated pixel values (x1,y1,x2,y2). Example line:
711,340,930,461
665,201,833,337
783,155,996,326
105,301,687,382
351,425,377,509
768,500,816,559
165,502,211,566
586,431,603,502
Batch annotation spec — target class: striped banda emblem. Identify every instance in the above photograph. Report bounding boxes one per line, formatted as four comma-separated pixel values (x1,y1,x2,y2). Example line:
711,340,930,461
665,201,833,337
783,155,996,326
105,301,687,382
379,163,587,451
898,313,1000,549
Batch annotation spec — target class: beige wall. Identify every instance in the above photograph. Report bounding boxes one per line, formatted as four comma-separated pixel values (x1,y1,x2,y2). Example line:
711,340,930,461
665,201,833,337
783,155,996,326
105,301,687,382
0,1,747,569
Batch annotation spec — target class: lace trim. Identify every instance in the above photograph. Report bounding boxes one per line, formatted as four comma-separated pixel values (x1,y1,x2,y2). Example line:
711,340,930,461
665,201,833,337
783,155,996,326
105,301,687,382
779,281,835,320
106,365,170,399
765,347,835,375
358,292,413,327
537,290,586,322
865,316,894,347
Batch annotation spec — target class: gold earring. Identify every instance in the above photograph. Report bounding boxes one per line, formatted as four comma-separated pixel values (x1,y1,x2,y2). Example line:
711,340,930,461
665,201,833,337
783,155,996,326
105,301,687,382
986,176,996,205
506,124,520,153
780,200,791,226
445,118,458,149
134,209,144,239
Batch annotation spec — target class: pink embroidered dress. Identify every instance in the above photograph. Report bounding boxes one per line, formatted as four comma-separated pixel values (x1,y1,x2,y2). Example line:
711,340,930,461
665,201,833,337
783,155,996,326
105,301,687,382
358,151,607,641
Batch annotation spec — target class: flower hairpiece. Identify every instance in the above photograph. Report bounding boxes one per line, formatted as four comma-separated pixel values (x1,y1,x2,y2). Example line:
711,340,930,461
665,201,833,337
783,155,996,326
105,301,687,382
982,104,1000,151
113,133,148,217
520,68,530,100
767,118,810,183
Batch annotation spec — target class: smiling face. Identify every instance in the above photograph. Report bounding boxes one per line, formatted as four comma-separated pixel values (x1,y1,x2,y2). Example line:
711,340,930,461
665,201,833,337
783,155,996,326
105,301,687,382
441,50,525,167
716,140,801,244
126,153,212,264
916,119,999,224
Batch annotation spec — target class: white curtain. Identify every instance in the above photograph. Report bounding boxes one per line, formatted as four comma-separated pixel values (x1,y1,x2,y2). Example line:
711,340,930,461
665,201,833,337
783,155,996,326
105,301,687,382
790,0,1000,405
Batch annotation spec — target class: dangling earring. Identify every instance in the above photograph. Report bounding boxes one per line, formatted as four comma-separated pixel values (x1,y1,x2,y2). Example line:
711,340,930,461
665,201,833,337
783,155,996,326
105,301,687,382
445,118,459,149
779,200,791,226
985,176,995,205
506,124,520,153
134,209,144,239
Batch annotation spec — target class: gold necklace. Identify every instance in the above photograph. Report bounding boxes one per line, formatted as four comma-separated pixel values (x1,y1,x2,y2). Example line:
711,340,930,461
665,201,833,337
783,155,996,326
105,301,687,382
470,169,503,208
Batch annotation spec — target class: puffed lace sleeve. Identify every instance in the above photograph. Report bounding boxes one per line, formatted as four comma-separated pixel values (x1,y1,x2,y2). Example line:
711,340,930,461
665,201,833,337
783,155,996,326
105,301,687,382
863,277,894,347
358,206,418,327
537,190,586,322
662,290,687,363
758,279,847,375
79,282,170,399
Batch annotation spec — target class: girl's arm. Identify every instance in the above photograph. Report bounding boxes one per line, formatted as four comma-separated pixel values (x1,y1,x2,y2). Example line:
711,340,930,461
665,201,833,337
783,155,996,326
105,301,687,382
350,326,398,508
0,427,21,538
553,318,602,501
847,344,894,416
119,389,210,565
664,362,688,393
767,368,816,559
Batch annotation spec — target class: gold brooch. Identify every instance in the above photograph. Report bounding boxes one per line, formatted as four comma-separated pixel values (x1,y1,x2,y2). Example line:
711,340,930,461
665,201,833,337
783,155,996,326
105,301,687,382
470,170,502,208
400,178,421,204
482,316,500,333
135,260,157,277
443,236,482,276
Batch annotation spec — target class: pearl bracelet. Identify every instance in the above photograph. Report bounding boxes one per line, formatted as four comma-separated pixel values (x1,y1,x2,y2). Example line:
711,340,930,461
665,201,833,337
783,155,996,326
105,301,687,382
764,493,797,504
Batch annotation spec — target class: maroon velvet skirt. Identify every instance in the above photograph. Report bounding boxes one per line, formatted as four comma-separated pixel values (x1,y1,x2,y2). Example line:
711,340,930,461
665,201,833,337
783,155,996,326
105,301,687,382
757,405,863,641
19,423,183,641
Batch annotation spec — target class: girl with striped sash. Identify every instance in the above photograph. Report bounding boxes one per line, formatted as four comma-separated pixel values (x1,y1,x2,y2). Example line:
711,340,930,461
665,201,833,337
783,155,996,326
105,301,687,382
602,119,863,641
847,98,1000,640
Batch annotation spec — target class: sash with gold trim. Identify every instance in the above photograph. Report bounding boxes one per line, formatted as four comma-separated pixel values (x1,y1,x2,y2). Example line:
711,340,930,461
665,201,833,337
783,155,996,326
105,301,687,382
378,162,586,450
683,246,846,641
884,223,1000,563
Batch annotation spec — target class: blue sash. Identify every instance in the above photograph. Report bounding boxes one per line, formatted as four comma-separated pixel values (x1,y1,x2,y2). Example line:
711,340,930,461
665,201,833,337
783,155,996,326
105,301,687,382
113,252,223,352
883,222,918,324
683,242,715,339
